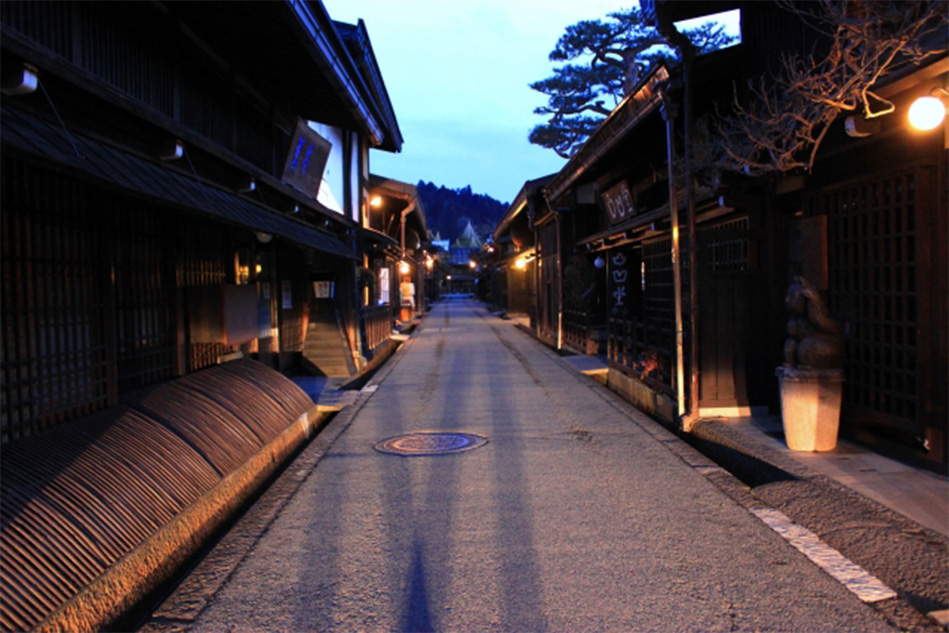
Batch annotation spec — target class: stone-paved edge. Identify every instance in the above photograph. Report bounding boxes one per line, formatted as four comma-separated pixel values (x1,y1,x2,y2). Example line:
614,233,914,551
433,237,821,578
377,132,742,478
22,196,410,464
139,317,424,633
506,317,947,633
690,420,948,632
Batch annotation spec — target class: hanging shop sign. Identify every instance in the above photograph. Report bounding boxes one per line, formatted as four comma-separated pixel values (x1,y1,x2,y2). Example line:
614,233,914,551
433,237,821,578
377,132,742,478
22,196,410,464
609,250,630,318
280,118,331,198
602,180,635,225
312,281,335,299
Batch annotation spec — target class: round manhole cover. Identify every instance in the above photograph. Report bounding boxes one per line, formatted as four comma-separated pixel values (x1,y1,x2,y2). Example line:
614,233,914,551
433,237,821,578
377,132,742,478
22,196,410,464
374,432,488,456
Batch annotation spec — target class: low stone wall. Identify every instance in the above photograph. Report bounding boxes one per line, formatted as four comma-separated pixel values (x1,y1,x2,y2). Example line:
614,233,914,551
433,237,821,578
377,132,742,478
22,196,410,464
605,367,677,423
0,360,322,632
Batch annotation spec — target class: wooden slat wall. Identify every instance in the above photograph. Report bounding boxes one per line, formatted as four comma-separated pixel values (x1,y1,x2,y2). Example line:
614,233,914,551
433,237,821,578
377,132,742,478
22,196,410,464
112,202,175,394
0,158,246,443
177,226,232,373
1,161,110,442
1,2,289,178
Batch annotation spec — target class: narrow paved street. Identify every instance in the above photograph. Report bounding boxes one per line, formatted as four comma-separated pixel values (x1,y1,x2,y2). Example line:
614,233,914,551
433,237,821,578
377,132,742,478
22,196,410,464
154,299,896,632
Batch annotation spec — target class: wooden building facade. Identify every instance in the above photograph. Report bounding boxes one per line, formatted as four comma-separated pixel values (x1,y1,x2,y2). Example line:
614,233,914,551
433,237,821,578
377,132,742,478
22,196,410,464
494,1,947,470
0,0,407,444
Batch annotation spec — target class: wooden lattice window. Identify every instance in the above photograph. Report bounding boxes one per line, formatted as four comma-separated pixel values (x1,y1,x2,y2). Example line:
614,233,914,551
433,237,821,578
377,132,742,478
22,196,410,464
1,162,111,442
701,217,750,272
809,173,919,429
112,204,175,394
606,241,675,391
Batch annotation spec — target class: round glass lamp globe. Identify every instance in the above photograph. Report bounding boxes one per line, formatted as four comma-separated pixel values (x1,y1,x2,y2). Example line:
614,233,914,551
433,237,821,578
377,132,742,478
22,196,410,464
908,96,945,131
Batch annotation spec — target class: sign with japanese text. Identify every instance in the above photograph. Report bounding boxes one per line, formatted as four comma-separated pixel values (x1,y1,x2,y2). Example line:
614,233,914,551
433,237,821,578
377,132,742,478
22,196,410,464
602,180,635,225
281,118,331,198
609,250,630,318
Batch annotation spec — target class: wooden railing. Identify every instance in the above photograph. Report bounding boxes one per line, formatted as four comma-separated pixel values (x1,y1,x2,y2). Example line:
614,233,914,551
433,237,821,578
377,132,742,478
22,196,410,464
607,316,675,395
360,305,392,352
563,308,590,352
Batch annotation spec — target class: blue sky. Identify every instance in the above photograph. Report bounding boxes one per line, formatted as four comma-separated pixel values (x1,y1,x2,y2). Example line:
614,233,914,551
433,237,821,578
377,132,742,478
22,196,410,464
325,1,739,204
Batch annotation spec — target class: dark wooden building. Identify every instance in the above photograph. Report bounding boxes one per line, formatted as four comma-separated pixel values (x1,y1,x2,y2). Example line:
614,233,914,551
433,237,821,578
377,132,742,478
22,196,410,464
498,0,947,470
0,1,405,443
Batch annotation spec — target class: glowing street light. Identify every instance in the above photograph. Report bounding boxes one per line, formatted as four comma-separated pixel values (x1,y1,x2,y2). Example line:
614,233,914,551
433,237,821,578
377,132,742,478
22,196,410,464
399,260,410,274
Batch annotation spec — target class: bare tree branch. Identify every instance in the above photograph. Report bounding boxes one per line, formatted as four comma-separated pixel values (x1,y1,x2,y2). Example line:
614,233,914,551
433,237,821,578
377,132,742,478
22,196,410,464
716,0,947,176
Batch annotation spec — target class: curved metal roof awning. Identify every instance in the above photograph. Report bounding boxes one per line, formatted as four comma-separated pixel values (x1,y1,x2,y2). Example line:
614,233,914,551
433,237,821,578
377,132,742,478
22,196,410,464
1,105,355,260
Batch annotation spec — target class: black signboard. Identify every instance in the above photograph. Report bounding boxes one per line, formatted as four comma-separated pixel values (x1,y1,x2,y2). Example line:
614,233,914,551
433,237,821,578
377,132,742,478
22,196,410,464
281,118,332,198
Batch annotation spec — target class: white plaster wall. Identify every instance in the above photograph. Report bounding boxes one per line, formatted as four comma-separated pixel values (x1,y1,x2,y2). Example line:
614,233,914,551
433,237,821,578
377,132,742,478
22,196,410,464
307,121,344,215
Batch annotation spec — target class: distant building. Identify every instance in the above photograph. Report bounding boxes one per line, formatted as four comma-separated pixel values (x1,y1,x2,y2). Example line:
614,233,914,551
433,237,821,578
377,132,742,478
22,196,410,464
449,220,483,265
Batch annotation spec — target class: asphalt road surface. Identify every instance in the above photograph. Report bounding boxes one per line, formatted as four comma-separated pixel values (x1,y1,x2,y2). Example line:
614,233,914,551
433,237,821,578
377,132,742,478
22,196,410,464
154,299,898,632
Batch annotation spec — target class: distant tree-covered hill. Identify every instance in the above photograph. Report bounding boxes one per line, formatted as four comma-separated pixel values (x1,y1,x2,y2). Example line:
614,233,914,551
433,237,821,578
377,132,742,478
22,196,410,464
416,181,508,245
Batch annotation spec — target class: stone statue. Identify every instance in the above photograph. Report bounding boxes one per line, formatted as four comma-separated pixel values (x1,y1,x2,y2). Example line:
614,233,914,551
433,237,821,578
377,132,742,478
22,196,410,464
783,276,842,370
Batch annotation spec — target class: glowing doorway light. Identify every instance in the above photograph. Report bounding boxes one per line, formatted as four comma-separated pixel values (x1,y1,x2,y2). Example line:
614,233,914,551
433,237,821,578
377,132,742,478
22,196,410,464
908,94,946,131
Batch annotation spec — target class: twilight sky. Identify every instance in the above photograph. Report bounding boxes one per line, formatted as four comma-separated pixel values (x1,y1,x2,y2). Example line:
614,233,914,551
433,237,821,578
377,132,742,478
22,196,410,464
325,0,636,204
325,1,739,205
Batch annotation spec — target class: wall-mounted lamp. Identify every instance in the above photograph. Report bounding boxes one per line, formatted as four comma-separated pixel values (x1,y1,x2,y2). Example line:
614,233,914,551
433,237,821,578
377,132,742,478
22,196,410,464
908,88,947,131
370,195,383,208
514,258,527,270
399,260,410,274
844,116,881,138
159,140,184,161
594,255,606,269
255,232,273,244
468,260,477,270
291,204,300,214
239,178,256,193
426,257,434,271
1,63,38,96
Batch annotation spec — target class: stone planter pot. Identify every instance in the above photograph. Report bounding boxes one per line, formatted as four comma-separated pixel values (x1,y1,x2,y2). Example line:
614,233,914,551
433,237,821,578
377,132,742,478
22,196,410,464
775,366,844,451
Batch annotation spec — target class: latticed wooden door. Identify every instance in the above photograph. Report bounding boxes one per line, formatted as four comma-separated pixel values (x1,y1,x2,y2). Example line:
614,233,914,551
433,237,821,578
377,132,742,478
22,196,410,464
806,165,940,442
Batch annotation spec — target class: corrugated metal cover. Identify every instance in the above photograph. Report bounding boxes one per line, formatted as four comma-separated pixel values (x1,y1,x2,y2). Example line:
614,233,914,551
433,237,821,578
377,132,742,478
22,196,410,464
0,360,312,632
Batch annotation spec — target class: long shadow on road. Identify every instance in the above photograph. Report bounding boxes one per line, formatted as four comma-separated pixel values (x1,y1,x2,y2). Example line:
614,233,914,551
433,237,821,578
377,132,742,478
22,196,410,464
485,315,548,631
